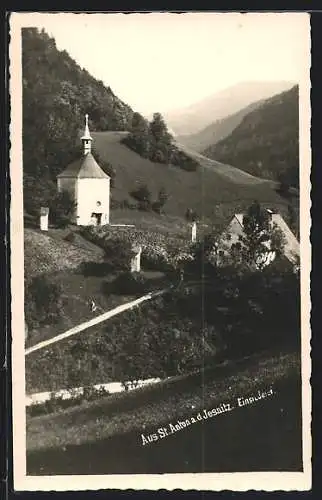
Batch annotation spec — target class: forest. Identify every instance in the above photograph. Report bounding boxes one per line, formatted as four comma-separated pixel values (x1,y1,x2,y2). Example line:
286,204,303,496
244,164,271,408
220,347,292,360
22,28,134,214
203,86,299,189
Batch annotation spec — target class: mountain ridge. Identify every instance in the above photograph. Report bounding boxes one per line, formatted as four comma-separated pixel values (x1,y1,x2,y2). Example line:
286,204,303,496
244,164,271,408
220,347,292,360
176,99,265,153
203,85,299,186
164,80,295,136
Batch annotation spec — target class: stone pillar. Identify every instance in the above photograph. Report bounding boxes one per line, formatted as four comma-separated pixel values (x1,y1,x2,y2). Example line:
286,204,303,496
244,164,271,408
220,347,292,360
191,221,197,242
131,245,142,273
40,207,49,231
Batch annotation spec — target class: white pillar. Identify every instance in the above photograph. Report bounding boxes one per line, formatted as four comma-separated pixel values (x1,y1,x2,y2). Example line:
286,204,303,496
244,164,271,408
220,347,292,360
131,246,142,272
40,207,49,231
191,222,197,242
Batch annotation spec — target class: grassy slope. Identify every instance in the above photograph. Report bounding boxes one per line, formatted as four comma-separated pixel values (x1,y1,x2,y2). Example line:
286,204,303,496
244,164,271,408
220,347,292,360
26,351,302,474
92,131,289,226
24,227,103,282
24,227,136,347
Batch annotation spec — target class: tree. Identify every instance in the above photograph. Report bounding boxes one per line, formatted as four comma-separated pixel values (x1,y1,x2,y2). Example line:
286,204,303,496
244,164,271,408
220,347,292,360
92,148,116,188
149,112,172,144
50,190,77,227
102,237,133,271
148,113,173,164
26,276,63,326
23,170,56,216
130,184,152,211
234,201,285,270
122,108,199,172
277,165,299,194
123,112,150,158
153,187,169,214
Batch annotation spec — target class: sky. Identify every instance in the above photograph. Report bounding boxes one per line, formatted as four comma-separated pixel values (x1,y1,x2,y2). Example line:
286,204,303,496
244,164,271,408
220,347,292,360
15,12,310,117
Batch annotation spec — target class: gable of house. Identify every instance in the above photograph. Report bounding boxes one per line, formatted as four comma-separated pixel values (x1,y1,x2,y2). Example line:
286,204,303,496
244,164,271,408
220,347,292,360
220,212,300,265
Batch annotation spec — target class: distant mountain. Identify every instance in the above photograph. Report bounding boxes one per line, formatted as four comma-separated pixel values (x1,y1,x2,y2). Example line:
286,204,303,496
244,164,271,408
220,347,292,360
203,86,299,186
164,81,295,136
176,99,265,153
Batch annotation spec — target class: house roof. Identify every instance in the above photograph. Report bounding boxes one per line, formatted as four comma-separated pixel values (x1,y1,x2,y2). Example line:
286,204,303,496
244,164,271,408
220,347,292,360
234,214,244,228
226,212,300,264
57,152,110,179
270,213,300,262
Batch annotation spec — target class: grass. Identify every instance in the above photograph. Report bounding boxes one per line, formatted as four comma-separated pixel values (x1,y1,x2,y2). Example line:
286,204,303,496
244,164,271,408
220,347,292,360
26,350,302,474
25,270,137,349
24,226,133,346
92,131,291,225
24,227,103,283
111,209,198,236
24,226,171,349
25,211,196,353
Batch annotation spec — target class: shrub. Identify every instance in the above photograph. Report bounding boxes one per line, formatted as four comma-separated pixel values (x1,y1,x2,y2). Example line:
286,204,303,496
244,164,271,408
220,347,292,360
25,275,63,327
27,385,111,417
129,184,152,211
64,232,75,243
79,261,113,277
112,271,148,295
50,190,77,228
103,238,133,271
141,246,170,272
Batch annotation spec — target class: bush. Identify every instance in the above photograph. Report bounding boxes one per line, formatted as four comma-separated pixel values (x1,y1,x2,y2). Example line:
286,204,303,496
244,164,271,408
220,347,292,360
79,261,113,277
27,385,111,417
80,224,191,274
103,238,133,270
130,184,152,211
64,232,75,243
172,149,199,171
50,190,77,228
112,271,148,295
25,275,63,327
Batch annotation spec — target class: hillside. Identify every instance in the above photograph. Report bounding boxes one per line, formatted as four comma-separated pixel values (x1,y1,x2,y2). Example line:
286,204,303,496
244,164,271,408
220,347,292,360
92,131,289,226
24,227,104,285
203,86,299,186
164,81,294,136
22,28,297,231
176,99,264,153
22,28,134,196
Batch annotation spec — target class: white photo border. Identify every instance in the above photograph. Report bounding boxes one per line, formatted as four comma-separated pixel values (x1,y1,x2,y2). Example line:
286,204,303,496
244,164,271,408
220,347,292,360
9,11,312,492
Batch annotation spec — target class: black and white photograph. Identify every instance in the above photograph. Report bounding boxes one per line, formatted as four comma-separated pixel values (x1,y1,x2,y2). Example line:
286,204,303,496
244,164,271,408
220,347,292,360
10,11,311,491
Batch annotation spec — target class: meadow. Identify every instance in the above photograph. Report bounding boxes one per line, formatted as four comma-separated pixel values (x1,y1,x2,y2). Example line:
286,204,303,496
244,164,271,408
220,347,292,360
26,350,302,474
92,131,290,227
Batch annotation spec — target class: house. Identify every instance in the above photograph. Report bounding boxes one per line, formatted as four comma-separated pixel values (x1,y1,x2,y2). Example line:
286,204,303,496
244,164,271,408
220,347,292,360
218,211,300,267
57,115,110,226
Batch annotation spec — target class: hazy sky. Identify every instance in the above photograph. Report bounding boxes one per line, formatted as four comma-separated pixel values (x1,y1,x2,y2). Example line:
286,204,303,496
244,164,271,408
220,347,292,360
17,12,309,116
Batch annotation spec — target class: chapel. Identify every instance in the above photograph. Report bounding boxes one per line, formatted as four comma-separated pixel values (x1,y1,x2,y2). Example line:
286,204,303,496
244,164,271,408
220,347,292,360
57,115,110,226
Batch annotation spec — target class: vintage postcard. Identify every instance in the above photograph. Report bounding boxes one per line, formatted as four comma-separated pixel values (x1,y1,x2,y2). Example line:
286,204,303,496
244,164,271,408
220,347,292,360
10,11,311,491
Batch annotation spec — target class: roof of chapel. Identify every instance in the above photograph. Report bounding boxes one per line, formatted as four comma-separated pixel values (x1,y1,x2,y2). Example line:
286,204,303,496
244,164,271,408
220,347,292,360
57,152,110,179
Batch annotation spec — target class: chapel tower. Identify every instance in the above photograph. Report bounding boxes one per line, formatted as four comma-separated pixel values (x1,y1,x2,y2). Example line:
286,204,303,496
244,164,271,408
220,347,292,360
57,115,110,226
